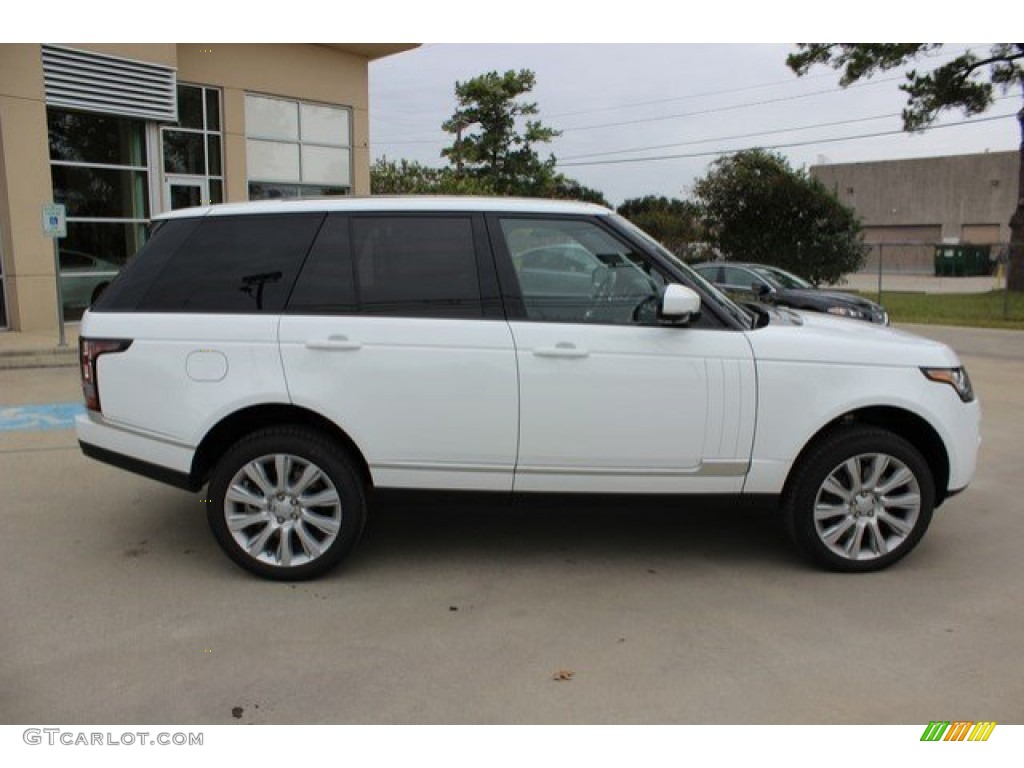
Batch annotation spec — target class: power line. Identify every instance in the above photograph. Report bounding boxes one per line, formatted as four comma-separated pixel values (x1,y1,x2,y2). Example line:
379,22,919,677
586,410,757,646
555,112,1017,168
559,93,1018,161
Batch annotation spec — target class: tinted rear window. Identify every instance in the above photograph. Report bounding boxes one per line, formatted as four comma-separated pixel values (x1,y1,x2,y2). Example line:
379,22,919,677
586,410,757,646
91,218,202,312
351,216,482,318
137,213,324,313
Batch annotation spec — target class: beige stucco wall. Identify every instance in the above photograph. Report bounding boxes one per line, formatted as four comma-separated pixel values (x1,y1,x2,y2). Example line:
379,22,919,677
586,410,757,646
0,44,58,332
0,42,397,334
812,151,1019,243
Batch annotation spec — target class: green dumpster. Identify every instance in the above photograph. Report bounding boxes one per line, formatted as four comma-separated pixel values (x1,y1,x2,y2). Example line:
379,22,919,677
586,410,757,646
934,245,992,276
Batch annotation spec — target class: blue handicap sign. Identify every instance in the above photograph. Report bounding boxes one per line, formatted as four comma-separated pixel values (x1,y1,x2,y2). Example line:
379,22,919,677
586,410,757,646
0,402,85,432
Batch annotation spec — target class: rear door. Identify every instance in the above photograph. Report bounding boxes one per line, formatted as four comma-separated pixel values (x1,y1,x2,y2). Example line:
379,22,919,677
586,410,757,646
279,213,519,491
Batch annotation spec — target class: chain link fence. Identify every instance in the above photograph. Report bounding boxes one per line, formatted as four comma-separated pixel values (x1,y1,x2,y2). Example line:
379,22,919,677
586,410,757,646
837,242,1023,326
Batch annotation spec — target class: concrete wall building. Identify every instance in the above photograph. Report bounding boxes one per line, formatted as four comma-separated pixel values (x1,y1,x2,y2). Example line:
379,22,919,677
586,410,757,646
811,150,1019,271
0,43,416,333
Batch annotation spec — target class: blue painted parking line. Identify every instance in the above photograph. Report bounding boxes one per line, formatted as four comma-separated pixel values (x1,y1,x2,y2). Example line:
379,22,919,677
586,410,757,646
0,402,85,432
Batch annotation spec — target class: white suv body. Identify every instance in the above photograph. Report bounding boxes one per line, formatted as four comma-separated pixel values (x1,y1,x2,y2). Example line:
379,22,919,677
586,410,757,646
76,197,980,578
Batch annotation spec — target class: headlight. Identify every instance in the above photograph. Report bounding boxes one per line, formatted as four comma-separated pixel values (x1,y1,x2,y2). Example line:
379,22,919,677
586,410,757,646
826,305,866,319
921,366,975,403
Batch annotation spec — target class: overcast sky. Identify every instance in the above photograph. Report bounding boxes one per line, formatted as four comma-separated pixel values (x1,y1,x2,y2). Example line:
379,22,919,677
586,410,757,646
369,43,1020,206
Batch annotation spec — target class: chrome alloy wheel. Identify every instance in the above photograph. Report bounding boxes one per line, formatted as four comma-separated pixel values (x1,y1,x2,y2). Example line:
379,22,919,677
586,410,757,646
224,453,343,568
812,453,922,562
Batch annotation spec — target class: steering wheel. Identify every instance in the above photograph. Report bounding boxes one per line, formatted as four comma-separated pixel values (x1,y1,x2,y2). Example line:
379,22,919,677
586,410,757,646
591,266,617,301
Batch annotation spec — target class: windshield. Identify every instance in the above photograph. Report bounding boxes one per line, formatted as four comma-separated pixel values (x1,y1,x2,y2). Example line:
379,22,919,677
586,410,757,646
610,214,754,329
752,265,813,290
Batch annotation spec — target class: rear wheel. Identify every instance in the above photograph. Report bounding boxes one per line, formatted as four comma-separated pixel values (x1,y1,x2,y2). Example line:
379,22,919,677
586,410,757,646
207,427,366,580
782,426,935,572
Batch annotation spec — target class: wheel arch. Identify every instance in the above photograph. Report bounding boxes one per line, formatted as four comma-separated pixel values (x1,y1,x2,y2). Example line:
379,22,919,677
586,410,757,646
189,404,372,490
782,405,951,507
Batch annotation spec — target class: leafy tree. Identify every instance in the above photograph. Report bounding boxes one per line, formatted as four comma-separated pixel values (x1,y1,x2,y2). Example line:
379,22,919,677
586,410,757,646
370,157,494,196
547,176,609,207
787,43,1024,289
616,196,703,259
441,69,561,195
693,149,866,284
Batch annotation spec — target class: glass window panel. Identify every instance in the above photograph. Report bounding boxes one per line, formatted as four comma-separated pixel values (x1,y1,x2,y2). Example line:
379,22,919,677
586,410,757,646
300,103,349,146
247,139,300,183
248,182,300,200
163,130,206,175
177,85,204,130
297,185,349,198
205,88,221,131
51,165,149,219
207,134,222,176
60,222,147,270
138,214,324,313
352,217,482,318
48,109,146,166
245,95,299,141
301,145,350,185
209,179,223,204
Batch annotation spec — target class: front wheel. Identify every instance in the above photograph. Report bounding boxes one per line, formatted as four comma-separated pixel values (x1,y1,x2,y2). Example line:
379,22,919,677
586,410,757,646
207,427,366,580
782,426,935,572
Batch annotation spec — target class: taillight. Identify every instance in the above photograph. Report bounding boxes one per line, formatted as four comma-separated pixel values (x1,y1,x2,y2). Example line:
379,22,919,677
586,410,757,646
79,338,132,412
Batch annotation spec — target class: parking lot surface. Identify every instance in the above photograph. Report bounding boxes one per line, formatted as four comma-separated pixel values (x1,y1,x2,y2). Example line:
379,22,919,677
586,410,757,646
1,324,1022,724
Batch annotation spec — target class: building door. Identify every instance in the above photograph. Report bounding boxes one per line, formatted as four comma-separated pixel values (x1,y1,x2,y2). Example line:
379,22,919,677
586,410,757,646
165,177,208,211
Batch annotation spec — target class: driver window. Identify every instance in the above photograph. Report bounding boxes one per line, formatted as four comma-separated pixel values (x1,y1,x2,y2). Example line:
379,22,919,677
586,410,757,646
499,217,665,325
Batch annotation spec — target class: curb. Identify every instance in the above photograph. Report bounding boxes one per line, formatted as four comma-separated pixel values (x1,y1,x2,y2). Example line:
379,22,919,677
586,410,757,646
0,347,78,370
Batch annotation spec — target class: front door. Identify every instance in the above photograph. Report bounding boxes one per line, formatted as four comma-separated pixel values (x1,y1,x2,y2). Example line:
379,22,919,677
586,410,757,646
491,215,757,494
164,177,208,211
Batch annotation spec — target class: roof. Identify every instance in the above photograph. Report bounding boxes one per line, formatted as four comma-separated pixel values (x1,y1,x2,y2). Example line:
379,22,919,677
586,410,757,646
155,196,614,221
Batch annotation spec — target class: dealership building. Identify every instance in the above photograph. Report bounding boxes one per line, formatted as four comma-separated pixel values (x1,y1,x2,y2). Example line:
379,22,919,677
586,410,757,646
0,43,416,333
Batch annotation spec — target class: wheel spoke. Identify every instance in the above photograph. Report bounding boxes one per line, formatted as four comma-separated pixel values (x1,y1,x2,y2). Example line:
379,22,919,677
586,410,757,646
822,476,853,502
814,502,847,522
822,516,856,546
246,522,276,555
295,522,324,559
876,467,913,495
290,463,321,496
844,458,864,492
880,492,920,510
274,454,291,492
845,523,866,559
866,519,889,556
864,455,890,489
226,484,268,509
300,489,341,508
301,509,341,535
877,510,913,537
243,461,275,496
227,510,272,532
277,529,294,567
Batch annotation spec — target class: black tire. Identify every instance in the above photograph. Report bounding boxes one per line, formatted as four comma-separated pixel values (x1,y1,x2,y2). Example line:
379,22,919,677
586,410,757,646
207,426,366,580
782,426,935,572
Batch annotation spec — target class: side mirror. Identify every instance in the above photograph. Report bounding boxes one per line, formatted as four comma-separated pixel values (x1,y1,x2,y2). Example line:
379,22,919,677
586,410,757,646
754,282,772,299
660,284,701,324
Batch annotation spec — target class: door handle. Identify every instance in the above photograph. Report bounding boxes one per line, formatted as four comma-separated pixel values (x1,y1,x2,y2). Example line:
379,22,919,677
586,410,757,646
533,342,589,359
304,335,362,351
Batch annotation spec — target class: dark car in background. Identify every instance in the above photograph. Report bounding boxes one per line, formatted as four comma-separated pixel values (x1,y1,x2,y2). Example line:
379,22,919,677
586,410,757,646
693,261,888,325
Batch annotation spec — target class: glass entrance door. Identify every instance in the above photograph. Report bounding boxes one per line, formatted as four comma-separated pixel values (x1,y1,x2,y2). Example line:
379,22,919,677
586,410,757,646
165,177,207,211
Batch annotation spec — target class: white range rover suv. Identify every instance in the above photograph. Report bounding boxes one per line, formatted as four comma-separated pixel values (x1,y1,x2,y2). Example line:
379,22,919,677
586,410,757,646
76,197,980,579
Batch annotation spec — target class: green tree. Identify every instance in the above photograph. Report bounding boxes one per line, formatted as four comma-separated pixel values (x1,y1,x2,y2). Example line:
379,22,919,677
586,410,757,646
787,43,1024,289
693,149,866,284
441,69,561,195
616,196,703,259
370,157,494,195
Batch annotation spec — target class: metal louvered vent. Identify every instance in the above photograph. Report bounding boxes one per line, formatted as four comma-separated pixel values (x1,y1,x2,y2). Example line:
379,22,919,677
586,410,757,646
42,45,177,122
